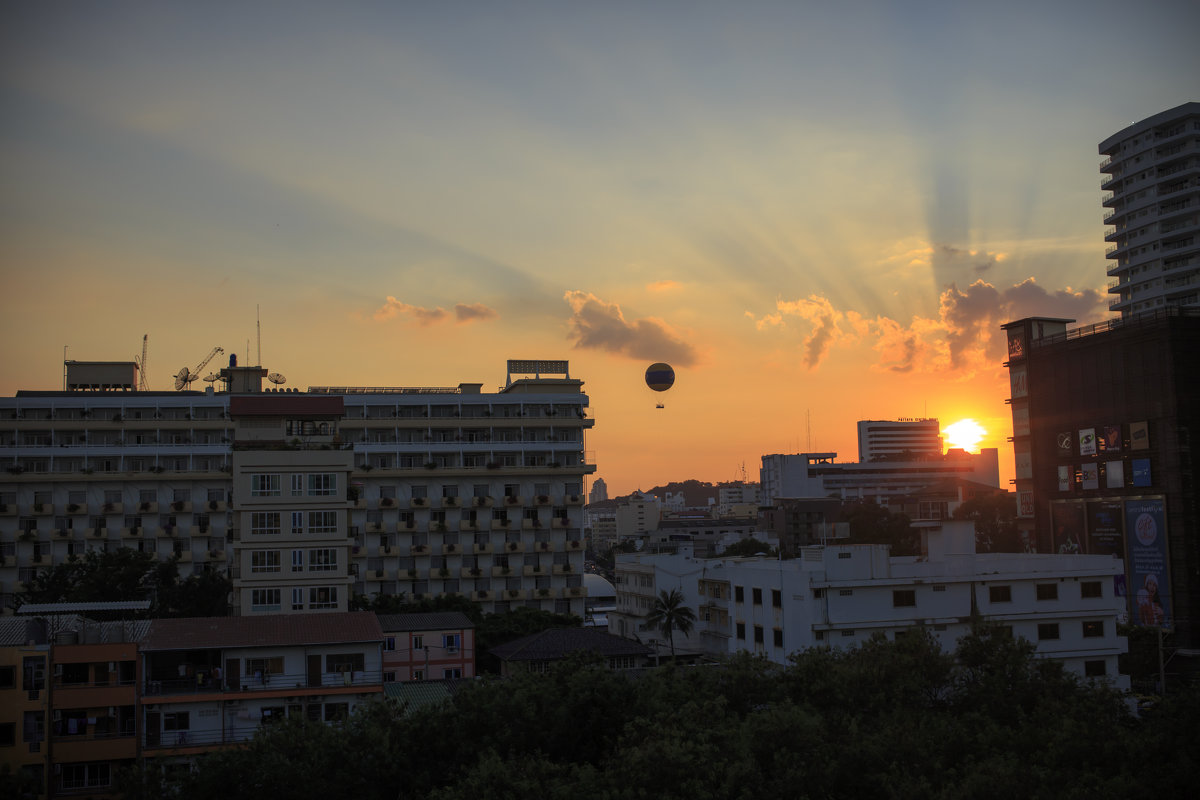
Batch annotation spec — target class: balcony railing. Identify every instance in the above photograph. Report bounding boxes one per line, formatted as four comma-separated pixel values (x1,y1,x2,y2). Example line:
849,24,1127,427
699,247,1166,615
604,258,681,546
144,668,383,697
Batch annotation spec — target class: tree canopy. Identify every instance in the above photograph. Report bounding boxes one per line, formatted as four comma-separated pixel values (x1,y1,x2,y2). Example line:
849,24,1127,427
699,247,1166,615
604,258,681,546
121,622,1197,799
18,548,231,617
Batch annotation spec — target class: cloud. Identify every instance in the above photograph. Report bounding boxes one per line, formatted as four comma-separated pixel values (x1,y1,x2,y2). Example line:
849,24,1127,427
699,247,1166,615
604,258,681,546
563,291,699,367
374,297,497,325
454,302,499,323
750,277,1107,376
646,280,681,292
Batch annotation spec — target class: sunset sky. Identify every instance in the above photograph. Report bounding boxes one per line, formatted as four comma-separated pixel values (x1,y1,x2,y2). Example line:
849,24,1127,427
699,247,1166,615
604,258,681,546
2,1,1198,496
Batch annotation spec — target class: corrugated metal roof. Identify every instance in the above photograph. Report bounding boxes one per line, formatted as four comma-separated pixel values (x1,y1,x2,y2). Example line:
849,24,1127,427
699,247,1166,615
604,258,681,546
489,628,653,662
376,612,475,633
142,612,383,651
383,680,460,713
16,601,151,614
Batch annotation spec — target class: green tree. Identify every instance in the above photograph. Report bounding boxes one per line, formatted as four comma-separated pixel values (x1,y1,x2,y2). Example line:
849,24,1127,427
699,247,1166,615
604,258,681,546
719,537,776,558
841,501,918,555
644,588,696,660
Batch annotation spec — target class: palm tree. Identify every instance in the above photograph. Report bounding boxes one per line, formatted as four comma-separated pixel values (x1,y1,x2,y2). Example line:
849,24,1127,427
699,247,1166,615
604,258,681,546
644,588,697,662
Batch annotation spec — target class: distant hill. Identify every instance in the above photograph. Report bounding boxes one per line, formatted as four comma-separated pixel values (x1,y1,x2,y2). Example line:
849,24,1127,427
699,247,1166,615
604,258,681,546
616,479,724,507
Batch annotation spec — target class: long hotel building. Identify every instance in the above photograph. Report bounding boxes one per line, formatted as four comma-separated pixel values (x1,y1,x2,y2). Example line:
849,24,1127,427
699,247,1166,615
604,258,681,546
0,358,595,617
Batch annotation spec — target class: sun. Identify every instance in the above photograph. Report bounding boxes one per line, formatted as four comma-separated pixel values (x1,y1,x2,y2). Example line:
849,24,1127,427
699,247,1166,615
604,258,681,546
943,418,986,452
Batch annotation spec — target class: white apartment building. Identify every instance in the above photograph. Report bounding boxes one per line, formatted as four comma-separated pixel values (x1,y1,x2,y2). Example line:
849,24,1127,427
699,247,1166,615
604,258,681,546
717,481,760,515
0,358,595,617
608,552,708,661
857,419,943,462
760,448,1000,503
686,523,1129,688
614,492,661,539
1100,101,1200,316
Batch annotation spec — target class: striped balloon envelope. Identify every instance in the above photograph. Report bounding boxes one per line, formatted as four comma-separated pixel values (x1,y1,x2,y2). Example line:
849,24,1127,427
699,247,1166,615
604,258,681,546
645,362,675,392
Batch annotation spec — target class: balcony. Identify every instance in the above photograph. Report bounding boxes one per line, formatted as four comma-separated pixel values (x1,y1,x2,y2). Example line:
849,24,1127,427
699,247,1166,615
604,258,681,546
523,565,547,577
100,502,124,515
459,520,477,532
461,567,485,579
502,588,529,601
473,542,493,554
562,586,587,599
168,501,192,513
143,667,383,699
208,550,227,562
31,503,54,515
564,494,583,505
553,563,574,575
156,526,178,538
471,496,494,508
136,502,159,514
410,544,430,556
502,495,523,508
492,565,515,578
472,590,494,601
441,543,462,556
410,497,429,508
441,496,461,508
552,517,570,529
533,495,552,506
121,527,141,539
204,500,228,512
174,550,193,563
65,503,89,515
501,541,524,554
566,540,584,551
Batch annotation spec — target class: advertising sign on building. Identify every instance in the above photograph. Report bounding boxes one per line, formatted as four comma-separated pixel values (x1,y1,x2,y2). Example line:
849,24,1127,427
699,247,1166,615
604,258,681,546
1106,461,1124,490
1011,405,1029,437
1057,465,1071,492
1014,447,1032,480
1086,500,1125,559
1132,459,1152,488
1017,491,1034,518
1051,501,1085,554
1130,421,1149,450
1009,365,1027,399
1101,425,1121,453
1055,432,1073,458
1081,463,1099,490
1125,498,1170,627
1079,428,1097,456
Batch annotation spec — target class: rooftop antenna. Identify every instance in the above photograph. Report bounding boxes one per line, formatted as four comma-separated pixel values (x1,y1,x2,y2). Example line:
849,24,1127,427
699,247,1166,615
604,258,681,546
256,304,261,367
63,346,68,391
806,409,811,452
135,334,150,391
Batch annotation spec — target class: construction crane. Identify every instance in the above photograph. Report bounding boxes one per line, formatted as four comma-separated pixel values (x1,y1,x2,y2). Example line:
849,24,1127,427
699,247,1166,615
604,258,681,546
174,346,224,390
135,334,149,391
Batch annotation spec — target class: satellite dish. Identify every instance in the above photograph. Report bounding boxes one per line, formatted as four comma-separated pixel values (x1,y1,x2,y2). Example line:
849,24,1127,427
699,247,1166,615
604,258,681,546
203,373,218,384
174,367,192,391
268,373,287,385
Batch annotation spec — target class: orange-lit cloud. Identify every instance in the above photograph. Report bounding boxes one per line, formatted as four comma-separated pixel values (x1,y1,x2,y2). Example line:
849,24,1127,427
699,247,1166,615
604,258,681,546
646,280,681,292
750,278,1107,375
564,290,698,367
374,297,497,326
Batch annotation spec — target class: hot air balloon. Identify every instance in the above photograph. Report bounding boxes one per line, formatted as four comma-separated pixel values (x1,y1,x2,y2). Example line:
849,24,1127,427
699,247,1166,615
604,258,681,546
645,363,674,407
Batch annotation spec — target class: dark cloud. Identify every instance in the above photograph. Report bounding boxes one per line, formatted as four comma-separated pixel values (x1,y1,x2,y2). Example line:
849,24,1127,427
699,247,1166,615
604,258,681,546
563,291,698,367
374,297,497,326
454,303,499,323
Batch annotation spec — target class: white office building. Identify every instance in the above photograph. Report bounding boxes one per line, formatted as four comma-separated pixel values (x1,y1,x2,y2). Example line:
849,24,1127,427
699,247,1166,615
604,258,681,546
1099,101,1200,316
857,419,943,462
684,523,1129,688
760,448,999,503
0,358,595,617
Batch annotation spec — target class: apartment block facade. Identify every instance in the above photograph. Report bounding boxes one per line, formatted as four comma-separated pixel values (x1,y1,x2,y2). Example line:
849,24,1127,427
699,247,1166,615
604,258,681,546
0,359,595,617
1099,102,1200,316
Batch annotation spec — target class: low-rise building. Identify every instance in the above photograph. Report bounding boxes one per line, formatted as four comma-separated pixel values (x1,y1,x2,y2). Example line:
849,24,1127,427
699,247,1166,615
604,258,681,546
377,612,475,682
489,628,653,676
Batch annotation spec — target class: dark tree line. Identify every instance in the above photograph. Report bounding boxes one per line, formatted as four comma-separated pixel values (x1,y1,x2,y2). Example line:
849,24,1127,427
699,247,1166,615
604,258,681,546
118,622,1198,800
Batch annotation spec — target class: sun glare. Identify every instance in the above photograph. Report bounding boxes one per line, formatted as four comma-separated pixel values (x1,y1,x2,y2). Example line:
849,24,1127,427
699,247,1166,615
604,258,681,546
943,419,986,453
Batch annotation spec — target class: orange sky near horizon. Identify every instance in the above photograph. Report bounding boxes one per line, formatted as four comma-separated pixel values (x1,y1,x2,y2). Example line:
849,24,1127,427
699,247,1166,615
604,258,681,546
2,2,1195,498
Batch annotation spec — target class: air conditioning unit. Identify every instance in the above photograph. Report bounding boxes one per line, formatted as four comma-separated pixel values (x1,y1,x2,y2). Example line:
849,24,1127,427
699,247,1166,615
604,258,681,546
53,664,63,676
446,646,459,654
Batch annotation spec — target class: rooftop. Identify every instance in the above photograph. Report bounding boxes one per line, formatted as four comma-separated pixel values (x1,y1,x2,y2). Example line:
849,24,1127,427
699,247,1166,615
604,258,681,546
141,612,383,651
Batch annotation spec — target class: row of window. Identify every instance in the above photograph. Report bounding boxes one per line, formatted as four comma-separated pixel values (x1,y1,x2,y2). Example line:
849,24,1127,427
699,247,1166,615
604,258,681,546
250,548,340,573
250,473,338,497
732,586,783,607
250,586,339,612
249,510,338,535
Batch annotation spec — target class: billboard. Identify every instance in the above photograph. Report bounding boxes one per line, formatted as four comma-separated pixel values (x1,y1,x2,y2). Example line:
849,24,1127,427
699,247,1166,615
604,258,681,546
1050,502,1085,554
1086,500,1124,559
1125,498,1170,627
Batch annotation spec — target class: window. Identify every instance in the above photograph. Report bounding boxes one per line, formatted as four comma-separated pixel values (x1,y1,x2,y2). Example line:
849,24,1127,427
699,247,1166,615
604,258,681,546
841,629,855,637
23,710,44,742
773,629,784,648
309,586,337,609
814,630,825,641
443,634,460,652
752,588,763,606
60,763,110,790
1083,621,1105,638
326,653,365,673
291,511,304,533
412,669,424,681
989,585,1012,603
838,589,853,597
307,511,337,535
246,657,284,677
734,586,744,603
308,473,337,496
250,512,281,536
893,589,916,607
23,656,45,691
290,474,304,496
1036,584,1058,601
292,550,304,572
1081,581,1103,599
444,668,462,679
383,671,396,683
1084,660,1107,677
1037,623,1060,640
251,474,281,496
251,589,281,612
736,622,746,640
250,550,281,573
837,551,852,559
292,587,304,611
772,589,782,608
308,548,338,571
163,712,190,731
323,703,350,722
0,665,14,689
383,637,396,651
812,588,824,599
932,585,946,592
412,635,424,650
